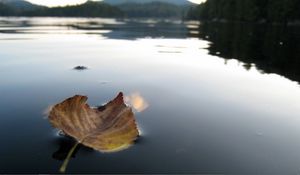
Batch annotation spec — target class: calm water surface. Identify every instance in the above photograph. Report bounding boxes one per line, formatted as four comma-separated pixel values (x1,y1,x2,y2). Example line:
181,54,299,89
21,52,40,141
1,17,300,174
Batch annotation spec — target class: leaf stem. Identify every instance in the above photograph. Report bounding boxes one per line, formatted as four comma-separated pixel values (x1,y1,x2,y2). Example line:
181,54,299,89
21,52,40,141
59,142,80,173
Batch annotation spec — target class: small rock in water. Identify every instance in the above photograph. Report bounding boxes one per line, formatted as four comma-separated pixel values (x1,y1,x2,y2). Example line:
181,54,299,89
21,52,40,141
73,66,88,70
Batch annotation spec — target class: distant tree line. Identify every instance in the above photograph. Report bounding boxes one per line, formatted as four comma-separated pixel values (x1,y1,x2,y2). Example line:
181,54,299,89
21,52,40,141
0,2,15,16
187,0,300,24
24,1,123,17
117,2,184,18
0,1,188,18
0,1,123,17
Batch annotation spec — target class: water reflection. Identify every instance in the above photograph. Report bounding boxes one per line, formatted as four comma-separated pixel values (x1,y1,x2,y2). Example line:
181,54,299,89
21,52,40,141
2,17,299,86
125,92,149,113
195,22,300,84
0,17,189,39
52,137,81,161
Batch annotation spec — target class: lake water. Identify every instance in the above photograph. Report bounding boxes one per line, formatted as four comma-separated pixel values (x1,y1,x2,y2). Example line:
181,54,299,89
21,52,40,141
1,17,300,174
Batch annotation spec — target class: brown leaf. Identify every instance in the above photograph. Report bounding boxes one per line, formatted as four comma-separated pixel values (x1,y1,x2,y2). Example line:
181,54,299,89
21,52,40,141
48,92,139,153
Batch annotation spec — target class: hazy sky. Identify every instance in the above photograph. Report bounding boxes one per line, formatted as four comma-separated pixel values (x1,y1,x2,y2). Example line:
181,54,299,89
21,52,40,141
26,0,206,7
188,0,206,4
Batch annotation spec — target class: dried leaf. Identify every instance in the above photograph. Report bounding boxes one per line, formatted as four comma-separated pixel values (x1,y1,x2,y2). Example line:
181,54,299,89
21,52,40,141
48,92,139,152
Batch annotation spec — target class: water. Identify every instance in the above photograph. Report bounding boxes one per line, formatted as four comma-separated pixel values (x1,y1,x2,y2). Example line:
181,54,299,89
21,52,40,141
1,17,300,174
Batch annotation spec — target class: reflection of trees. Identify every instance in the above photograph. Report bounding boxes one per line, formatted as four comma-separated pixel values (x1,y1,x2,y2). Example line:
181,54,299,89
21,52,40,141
197,22,300,83
100,21,189,40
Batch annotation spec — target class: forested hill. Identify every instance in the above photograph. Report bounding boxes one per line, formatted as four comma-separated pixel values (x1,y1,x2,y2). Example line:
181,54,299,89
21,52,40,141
0,0,43,15
116,2,185,18
0,0,41,11
103,0,192,5
0,1,124,17
24,1,124,17
187,0,300,24
0,0,193,18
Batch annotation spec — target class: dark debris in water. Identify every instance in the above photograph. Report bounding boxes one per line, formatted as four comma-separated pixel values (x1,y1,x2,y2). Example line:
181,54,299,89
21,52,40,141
73,66,88,70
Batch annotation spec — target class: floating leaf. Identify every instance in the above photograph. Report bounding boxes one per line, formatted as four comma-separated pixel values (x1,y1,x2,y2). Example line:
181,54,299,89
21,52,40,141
48,92,139,172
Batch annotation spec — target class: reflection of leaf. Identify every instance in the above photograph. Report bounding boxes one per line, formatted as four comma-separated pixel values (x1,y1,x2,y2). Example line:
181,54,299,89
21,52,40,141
48,92,139,172
52,137,81,161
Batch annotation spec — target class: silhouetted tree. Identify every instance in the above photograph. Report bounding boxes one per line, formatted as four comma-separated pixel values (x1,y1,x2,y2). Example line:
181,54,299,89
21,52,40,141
187,0,300,23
